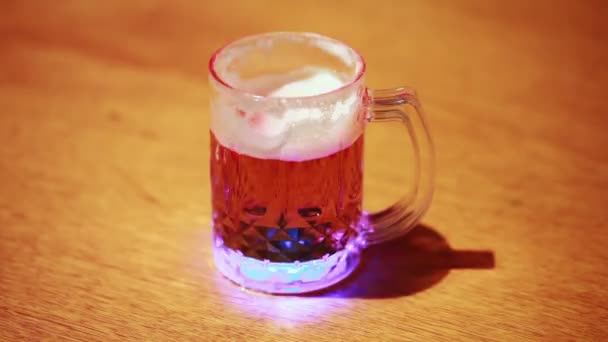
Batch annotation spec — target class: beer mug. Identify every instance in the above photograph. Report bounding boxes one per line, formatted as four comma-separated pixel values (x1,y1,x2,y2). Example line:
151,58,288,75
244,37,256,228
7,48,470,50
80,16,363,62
209,32,434,294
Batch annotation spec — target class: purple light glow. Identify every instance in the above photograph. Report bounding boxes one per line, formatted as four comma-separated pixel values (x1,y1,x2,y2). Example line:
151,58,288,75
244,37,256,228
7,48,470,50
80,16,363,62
214,283,346,327
213,240,360,294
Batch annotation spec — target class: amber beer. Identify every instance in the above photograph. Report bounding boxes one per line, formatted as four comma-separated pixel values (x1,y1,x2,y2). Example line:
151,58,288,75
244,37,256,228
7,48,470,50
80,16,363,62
210,132,363,262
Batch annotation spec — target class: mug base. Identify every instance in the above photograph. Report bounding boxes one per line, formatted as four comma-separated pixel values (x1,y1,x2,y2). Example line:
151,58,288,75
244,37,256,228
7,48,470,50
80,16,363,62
212,242,360,294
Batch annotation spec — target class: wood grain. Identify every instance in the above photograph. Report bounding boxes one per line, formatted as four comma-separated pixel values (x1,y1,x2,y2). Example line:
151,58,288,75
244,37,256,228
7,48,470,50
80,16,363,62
1,1,607,341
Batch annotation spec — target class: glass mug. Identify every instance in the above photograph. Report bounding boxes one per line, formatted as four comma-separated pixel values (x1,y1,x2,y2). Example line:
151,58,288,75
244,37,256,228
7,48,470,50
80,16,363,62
209,32,434,294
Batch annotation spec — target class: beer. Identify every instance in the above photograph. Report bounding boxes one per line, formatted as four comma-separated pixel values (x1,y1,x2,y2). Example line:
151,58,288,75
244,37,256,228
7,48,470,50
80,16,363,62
210,133,363,262
210,71,364,262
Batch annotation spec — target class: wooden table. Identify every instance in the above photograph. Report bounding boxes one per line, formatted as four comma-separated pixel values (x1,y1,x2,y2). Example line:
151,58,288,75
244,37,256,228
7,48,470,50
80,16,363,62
1,1,607,341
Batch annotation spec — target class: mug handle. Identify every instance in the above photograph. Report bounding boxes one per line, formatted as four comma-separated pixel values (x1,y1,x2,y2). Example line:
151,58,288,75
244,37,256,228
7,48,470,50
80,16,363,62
363,87,435,245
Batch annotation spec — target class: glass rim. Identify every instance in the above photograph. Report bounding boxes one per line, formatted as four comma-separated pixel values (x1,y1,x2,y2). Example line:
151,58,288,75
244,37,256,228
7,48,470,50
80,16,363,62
208,32,367,100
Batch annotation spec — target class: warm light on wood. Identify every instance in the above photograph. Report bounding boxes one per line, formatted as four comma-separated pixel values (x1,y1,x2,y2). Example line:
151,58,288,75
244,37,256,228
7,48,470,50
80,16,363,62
1,1,606,340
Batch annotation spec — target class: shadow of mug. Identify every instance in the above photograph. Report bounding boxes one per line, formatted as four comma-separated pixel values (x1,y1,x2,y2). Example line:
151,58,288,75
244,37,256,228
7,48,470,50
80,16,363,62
316,224,495,298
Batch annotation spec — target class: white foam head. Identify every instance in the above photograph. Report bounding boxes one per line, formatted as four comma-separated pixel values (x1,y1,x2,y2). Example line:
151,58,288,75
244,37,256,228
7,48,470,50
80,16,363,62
210,69,363,161
269,72,345,98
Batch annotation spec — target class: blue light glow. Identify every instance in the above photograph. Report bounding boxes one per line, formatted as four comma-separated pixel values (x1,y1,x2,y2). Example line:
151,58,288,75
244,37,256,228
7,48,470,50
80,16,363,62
212,239,361,294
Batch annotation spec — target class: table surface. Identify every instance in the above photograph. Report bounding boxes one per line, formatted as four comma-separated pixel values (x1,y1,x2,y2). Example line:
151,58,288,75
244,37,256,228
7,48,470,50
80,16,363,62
1,1,607,341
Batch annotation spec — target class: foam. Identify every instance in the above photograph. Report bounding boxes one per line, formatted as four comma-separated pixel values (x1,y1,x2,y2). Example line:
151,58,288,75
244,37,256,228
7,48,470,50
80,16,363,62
211,70,363,161
269,72,345,97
